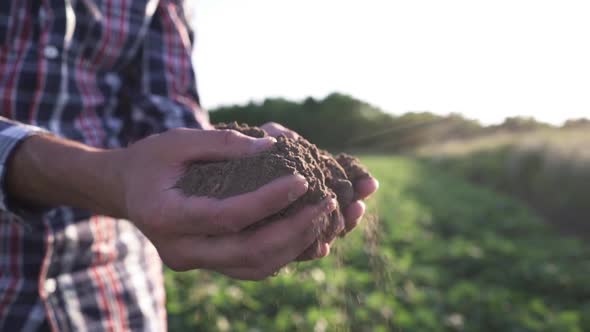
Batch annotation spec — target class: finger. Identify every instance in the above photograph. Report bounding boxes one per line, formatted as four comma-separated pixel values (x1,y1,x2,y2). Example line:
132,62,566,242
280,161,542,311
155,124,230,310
221,234,330,280
327,210,346,240
296,241,330,262
185,198,337,272
354,177,379,200
235,197,337,270
342,200,366,235
260,122,300,139
165,128,276,161
180,174,309,235
296,208,345,261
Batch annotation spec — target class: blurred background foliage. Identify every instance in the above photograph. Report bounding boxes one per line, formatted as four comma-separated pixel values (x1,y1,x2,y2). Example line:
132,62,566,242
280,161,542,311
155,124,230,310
209,93,587,151
165,93,590,331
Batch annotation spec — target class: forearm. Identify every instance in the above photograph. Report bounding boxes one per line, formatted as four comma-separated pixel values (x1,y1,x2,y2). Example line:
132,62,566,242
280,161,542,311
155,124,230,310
5,134,125,219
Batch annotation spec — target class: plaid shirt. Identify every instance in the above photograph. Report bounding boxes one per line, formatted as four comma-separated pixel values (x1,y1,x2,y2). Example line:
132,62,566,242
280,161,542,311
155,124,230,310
0,1,208,331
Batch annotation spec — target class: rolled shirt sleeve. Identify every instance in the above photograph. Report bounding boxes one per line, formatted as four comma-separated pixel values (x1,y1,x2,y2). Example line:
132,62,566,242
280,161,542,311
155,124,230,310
0,118,48,214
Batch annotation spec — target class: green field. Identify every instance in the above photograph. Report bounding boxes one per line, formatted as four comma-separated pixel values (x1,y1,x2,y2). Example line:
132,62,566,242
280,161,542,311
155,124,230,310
165,156,590,332
417,129,590,235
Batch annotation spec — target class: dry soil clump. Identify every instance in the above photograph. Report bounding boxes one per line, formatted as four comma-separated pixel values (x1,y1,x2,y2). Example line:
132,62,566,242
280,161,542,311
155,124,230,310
176,122,371,241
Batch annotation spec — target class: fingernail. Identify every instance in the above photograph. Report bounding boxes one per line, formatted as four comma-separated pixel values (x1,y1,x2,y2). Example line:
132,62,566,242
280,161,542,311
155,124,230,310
288,174,308,202
252,137,276,153
325,198,338,212
321,243,331,257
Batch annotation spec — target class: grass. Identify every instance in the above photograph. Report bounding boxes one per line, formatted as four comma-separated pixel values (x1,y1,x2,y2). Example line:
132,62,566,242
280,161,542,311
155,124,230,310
417,129,590,235
165,156,590,331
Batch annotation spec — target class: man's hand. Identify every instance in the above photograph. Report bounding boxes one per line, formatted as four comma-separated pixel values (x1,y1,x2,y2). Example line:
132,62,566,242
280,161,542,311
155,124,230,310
7,128,337,280
118,128,337,278
260,122,379,259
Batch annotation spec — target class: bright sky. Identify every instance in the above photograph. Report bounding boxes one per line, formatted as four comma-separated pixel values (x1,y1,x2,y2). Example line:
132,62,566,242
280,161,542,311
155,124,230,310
191,0,590,125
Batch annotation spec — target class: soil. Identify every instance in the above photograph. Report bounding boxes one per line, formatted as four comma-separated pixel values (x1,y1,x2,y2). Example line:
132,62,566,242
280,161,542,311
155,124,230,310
175,122,371,240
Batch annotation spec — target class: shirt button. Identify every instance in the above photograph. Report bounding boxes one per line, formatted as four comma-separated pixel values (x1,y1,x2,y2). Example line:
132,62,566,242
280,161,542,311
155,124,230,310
44,278,57,294
105,72,121,89
43,45,59,59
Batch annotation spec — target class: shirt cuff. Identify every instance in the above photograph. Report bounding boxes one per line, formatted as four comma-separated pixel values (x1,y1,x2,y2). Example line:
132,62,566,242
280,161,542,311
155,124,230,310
0,123,49,214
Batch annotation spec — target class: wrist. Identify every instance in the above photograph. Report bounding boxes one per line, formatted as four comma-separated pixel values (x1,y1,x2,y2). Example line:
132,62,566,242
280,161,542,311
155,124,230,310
83,147,128,219
6,135,127,218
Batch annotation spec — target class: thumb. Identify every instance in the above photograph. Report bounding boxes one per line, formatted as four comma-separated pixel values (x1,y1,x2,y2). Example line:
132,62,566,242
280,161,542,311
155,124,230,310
166,128,276,161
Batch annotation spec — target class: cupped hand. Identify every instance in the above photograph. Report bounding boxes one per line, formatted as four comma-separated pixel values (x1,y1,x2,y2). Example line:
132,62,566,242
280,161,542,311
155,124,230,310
113,128,337,279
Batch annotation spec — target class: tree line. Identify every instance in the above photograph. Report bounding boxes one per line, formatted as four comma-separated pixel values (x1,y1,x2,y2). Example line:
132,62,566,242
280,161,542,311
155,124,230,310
209,93,588,151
